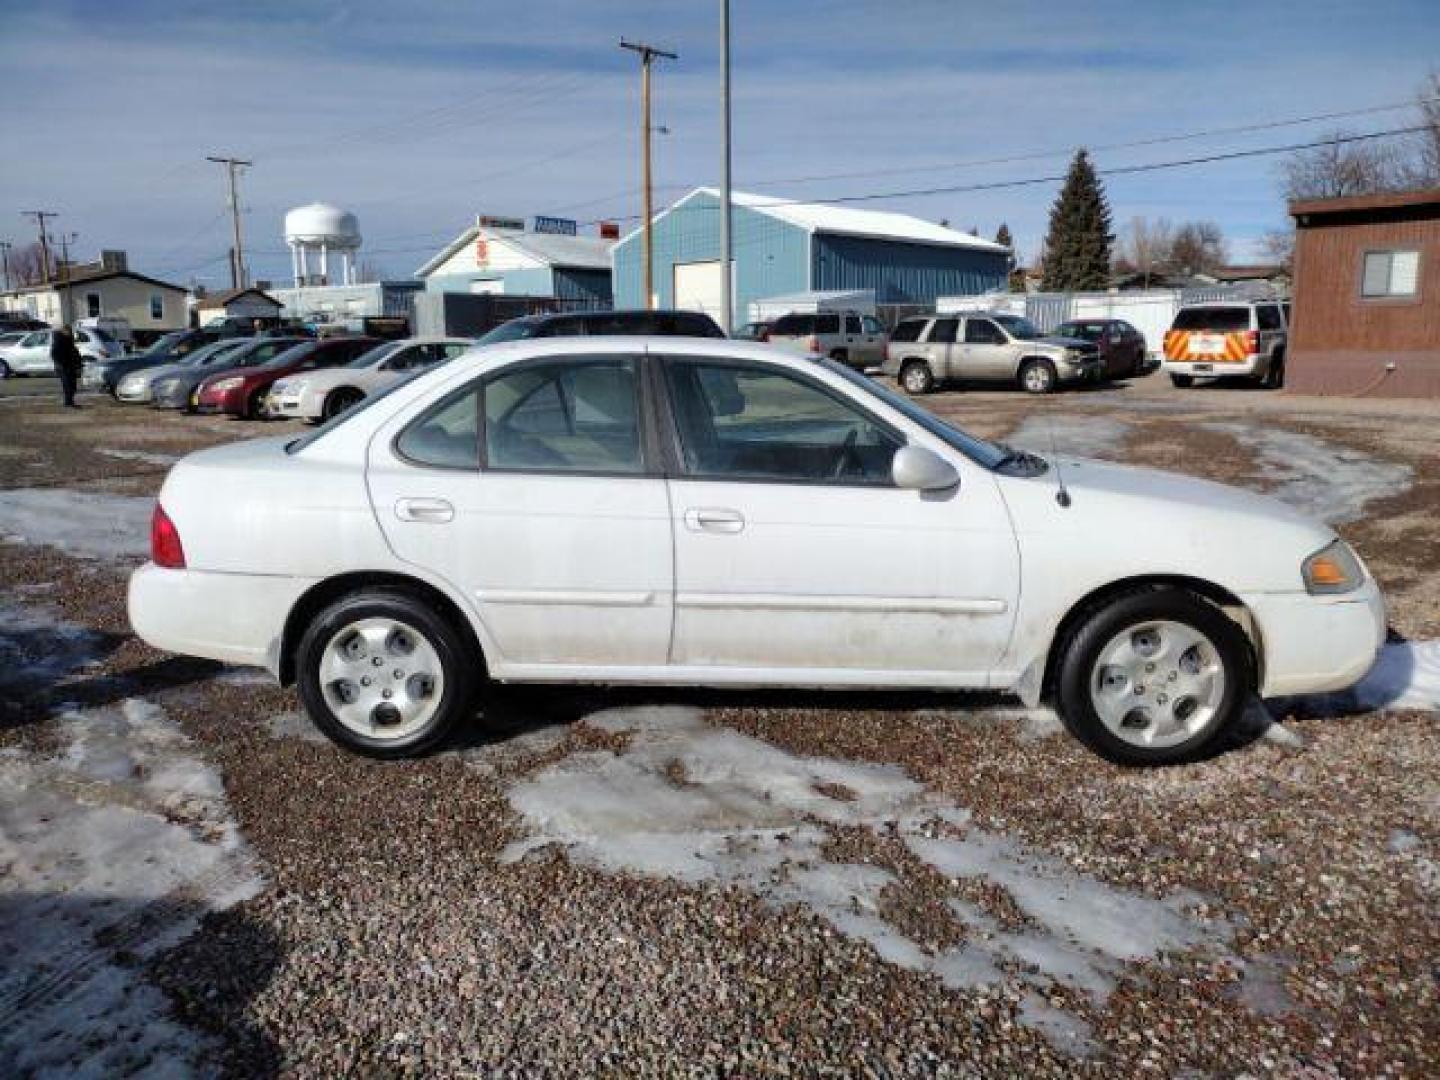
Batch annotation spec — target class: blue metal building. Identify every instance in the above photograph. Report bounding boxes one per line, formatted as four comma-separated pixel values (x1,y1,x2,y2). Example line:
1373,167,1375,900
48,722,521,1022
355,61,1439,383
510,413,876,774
612,188,1010,323
416,221,614,307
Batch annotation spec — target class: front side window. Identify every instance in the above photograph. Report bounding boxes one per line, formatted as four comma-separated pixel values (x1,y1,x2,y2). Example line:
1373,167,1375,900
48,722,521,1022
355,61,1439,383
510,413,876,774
927,318,959,344
484,358,643,474
845,314,862,334
964,319,1006,345
814,313,840,334
1361,250,1420,298
862,316,884,335
665,360,900,485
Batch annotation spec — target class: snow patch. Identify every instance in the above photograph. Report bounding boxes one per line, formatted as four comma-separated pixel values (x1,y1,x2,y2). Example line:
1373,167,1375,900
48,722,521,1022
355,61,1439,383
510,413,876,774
1008,415,1131,460
0,698,262,1076
502,706,1252,1051
1200,422,1412,524
0,487,151,560
0,600,109,695
96,447,180,468
1285,640,1440,716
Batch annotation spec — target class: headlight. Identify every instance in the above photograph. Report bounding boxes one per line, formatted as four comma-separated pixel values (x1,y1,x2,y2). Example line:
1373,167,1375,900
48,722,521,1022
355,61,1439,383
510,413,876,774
211,376,244,391
1302,540,1364,595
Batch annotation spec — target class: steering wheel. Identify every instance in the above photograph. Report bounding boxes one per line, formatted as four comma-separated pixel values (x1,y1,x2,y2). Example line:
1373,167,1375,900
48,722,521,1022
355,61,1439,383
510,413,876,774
829,429,859,479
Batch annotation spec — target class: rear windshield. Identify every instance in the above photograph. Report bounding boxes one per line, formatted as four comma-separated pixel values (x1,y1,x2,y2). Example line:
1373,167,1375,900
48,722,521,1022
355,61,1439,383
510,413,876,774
1172,307,1248,331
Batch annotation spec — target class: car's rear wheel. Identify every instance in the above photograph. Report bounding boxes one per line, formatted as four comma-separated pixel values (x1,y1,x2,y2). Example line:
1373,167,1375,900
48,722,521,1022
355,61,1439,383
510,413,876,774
323,387,364,421
0,359,9,379
1170,374,1194,388
245,388,267,420
1054,588,1251,766
1019,359,1056,394
1261,350,1285,390
296,590,476,758
898,360,934,395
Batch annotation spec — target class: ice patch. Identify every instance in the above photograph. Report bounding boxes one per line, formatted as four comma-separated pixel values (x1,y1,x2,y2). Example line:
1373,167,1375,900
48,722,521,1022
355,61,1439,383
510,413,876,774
96,447,179,468
0,487,151,560
1200,422,1412,524
0,698,262,1076
502,706,1253,1051
0,600,109,695
1008,415,1131,460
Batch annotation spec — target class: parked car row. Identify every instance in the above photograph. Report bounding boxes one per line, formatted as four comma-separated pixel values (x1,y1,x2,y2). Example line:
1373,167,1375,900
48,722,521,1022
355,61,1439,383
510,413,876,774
0,326,124,376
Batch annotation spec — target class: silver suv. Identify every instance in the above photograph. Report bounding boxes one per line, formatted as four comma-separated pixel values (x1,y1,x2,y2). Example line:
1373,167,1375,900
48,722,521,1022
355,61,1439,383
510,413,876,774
763,310,888,370
882,313,1101,394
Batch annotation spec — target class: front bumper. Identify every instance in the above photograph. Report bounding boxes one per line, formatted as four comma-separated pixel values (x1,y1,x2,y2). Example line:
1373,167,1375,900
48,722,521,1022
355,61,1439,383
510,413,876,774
1244,578,1387,697
1058,358,1103,383
195,386,246,415
116,382,152,403
128,562,319,676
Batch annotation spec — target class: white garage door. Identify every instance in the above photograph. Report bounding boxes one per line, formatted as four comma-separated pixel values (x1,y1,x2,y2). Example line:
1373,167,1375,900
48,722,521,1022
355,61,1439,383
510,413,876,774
673,261,725,320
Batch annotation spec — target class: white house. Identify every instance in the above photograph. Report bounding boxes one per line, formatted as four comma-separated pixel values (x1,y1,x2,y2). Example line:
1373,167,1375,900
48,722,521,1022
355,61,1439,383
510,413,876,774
0,253,188,331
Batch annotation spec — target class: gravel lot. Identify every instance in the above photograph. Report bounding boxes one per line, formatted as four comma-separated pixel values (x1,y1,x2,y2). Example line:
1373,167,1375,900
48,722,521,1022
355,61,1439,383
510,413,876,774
1,375,1435,1077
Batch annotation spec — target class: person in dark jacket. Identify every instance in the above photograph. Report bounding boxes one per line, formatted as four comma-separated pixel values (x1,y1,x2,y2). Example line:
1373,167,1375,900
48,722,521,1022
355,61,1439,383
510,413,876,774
50,326,83,408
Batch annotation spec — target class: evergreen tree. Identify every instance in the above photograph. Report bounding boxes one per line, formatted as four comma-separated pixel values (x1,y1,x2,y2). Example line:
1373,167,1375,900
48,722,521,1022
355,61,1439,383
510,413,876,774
994,222,1013,251
1041,150,1114,291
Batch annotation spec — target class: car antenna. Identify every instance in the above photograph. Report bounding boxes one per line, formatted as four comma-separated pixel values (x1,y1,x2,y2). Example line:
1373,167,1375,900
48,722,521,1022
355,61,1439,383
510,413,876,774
1046,414,1072,508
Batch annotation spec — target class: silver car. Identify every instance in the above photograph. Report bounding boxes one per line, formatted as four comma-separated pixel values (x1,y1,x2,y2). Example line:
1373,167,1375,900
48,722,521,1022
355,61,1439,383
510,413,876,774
763,310,888,370
882,313,1100,394
0,327,122,376
115,338,252,403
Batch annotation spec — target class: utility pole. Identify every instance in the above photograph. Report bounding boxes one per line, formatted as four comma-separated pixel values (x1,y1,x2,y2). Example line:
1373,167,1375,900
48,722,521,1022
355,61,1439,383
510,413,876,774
206,155,252,289
58,232,77,326
619,39,676,310
0,241,12,292
22,210,58,284
719,0,733,334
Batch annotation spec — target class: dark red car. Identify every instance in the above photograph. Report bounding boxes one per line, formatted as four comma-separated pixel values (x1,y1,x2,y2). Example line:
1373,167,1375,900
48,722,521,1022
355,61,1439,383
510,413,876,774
1052,319,1148,379
194,336,380,419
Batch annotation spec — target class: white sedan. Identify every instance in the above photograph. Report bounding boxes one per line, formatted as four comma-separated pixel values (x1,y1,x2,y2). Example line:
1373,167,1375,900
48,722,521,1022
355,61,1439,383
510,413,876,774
267,337,472,422
128,337,1385,766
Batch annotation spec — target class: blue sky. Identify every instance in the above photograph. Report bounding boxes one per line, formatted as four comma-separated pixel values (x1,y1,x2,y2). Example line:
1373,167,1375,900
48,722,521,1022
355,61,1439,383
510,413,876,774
1,0,1436,286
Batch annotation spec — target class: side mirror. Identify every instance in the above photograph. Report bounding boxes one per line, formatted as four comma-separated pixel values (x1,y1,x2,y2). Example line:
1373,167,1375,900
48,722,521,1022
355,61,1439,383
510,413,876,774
892,444,960,492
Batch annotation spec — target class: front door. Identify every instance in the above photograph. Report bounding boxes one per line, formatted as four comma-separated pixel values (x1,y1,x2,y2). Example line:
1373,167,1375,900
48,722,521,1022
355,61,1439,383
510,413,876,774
368,354,674,671
960,317,1014,379
659,355,1019,682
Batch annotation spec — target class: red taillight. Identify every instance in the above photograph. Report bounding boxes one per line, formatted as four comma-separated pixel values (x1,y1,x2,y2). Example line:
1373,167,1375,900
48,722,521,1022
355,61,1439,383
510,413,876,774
1246,330,1259,353
151,504,186,569
806,336,820,353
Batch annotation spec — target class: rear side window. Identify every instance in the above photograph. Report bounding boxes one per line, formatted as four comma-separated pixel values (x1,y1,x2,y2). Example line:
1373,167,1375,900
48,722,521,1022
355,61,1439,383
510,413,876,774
845,315,862,334
395,389,480,470
769,313,813,336
814,313,839,334
483,358,643,474
889,320,925,343
1256,305,1282,331
1172,307,1248,332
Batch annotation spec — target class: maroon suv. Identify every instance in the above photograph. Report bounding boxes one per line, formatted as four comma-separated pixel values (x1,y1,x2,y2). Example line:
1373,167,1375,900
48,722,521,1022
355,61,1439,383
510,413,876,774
1052,319,1148,379
194,337,380,419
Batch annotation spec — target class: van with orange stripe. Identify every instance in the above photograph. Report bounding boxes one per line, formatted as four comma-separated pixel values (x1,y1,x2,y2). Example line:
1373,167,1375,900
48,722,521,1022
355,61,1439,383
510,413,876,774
1162,301,1287,389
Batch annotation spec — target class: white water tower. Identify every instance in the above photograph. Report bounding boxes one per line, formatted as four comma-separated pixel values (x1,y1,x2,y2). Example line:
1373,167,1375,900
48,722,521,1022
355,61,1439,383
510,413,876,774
284,203,361,286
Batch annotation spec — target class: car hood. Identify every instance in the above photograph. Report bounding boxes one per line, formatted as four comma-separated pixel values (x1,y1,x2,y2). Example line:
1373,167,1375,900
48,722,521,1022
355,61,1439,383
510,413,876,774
996,455,1333,592
1037,335,1094,349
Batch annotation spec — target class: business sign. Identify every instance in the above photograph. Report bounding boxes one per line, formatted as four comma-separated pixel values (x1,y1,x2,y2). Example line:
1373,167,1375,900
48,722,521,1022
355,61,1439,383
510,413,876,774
475,238,488,265
477,214,524,232
598,220,620,240
532,215,578,236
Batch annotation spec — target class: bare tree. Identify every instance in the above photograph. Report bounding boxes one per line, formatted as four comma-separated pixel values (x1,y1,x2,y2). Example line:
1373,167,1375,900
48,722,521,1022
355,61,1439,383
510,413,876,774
1115,216,1176,283
1259,229,1295,273
7,241,55,286
1169,220,1228,276
1279,129,1406,200
1400,70,1440,188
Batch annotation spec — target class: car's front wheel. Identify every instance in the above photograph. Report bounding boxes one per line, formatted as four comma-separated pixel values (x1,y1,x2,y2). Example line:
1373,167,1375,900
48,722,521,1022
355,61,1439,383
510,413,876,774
323,387,364,421
898,360,934,395
296,589,477,758
1019,359,1057,394
1053,588,1252,766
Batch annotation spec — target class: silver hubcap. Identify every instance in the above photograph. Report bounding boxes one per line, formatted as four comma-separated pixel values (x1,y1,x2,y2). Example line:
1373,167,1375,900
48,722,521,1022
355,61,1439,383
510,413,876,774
318,617,445,741
903,367,928,392
1090,620,1226,749
1024,367,1049,391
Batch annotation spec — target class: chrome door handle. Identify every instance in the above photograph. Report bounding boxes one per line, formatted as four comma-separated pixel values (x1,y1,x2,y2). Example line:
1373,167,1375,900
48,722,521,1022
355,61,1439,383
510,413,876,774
684,507,745,534
395,497,454,523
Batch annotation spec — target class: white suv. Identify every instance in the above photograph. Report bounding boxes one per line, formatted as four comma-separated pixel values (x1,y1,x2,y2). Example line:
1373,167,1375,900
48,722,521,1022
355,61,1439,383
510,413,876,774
1162,301,1287,389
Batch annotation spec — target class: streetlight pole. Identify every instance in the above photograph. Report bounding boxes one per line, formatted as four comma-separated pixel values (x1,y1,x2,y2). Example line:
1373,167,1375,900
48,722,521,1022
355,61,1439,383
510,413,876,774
620,39,676,310
719,0,733,334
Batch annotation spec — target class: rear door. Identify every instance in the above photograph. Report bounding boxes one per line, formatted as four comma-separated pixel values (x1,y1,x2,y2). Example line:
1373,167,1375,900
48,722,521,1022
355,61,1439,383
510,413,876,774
367,353,674,670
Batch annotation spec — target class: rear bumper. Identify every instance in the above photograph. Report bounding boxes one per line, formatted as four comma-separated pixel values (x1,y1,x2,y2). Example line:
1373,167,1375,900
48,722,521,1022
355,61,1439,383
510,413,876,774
128,562,319,676
1245,580,1387,697
1164,356,1262,377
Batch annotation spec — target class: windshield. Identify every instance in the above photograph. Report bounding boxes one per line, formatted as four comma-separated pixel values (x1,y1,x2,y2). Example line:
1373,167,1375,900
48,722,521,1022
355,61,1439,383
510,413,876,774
347,341,405,369
179,339,241,366
144,331,189,355
993,315,1042,340
259,342,315,369
815,359,1008,469
476,318,541,344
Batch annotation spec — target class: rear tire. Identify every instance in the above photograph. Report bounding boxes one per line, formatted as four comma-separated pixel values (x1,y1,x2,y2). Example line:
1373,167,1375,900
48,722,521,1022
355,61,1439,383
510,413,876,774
1170,374,1194,388
1019,359,1057,394
296,589,477,759
898,360,934,395
244,388,267,420
1261,350,1285,390
0,360,9,379
1053,588,1252,767
829,349,850,368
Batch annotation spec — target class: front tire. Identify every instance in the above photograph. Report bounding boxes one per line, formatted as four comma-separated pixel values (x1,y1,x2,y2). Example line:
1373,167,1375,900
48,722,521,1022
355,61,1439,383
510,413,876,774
898,360,934,395
1053,589,1252,766
323,387,364,421
296,589,477,758
1019,359,1057,394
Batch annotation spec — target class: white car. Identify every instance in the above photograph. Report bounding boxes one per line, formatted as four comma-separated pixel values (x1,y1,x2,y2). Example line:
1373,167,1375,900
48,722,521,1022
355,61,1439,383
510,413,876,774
129,338,1385,766
0,327,122,375
267,337,472,423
